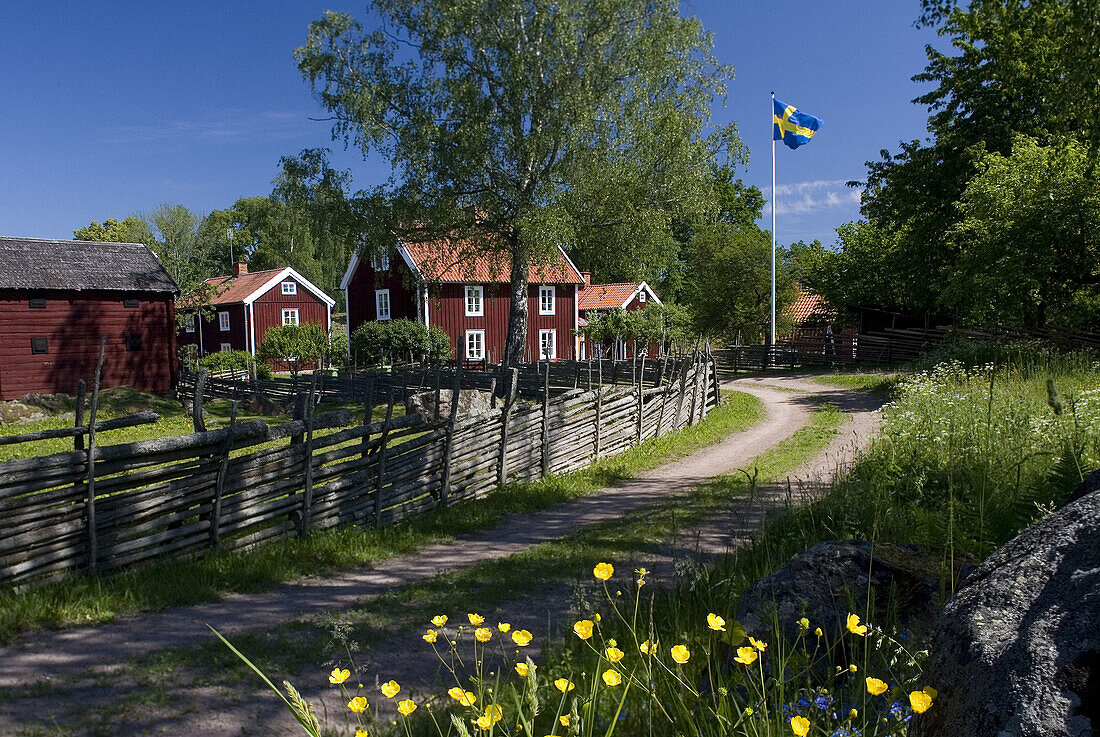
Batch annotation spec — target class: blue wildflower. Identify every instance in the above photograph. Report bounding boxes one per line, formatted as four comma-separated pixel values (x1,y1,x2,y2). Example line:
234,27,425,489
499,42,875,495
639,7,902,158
814,694,834,710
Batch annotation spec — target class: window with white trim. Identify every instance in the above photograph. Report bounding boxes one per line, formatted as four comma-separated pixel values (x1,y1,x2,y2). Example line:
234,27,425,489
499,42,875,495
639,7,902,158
185,314,196,333
281,281,297,295
282,308,299,326
638,289,646,303
538,285,555,315
465,285,484,316
371,251,390,272
465,330,485,360
539,329,557,360
220,342,232,352
218,311,230,331
375,289,391,320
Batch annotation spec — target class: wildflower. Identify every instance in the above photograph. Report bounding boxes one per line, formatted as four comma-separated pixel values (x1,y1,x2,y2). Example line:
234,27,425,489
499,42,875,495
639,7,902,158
850,709,858,718
639,640,656,655
635,567,648,586
790,715,810,736
329,668,351,685
560,715,571,726
497,622,511,633
355,730,369,737
846,613,867,636
671,645,690,664
733,646,757,665
743,707,754,716
813,694,833,710
448,687,477,706
480,704,503,724
798,617,810,630
865,677,889,696
554,678,576,693
749,636,767,652
593,562,614,580
605,645,624,663
397,699,417,716
815,627,823,637
707,613,726,631
602,669,622,686
593,613,601,622
468,613,485,626
849,664,858,673
909,689,933,714
475,627,493,642
381,680,401,699
447,687,465,701
573,619,594,640
511,629,533,646
431,615,448,627
348,696,368,713
423,629,438,644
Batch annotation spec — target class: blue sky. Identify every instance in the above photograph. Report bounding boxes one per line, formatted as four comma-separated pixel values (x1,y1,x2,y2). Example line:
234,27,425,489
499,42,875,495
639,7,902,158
0,1,939,248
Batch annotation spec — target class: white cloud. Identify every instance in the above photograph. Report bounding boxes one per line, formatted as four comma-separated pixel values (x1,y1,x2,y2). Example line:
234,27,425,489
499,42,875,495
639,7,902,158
104,109,315,145
766,179,863,216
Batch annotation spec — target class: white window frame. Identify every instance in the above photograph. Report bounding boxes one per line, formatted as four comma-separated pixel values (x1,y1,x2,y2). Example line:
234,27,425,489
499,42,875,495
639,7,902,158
539,329,557,360
375,289,391,321
281,281,297,295
638,289,646,303
185,313,196,333
218,311,230,331
220,342,232,352
465,329,486,360
372,251,390,272
465,285,484,317
282,308,299,326
538,285,556,315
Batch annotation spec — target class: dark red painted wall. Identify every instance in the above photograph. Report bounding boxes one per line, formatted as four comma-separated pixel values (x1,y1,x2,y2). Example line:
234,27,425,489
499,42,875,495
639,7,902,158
0,289,176,399
252,276,330,351
178,304,248,355
346,259,420,334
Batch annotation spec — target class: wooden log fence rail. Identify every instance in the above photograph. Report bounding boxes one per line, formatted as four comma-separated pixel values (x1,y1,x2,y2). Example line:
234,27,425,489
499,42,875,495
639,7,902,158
2,357,719,586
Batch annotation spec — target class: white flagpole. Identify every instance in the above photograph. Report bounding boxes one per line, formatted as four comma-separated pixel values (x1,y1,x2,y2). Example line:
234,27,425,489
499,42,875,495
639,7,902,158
770,92,777,349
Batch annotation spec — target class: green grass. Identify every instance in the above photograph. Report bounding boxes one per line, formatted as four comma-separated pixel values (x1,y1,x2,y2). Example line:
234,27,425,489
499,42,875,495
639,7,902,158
0,391,764,644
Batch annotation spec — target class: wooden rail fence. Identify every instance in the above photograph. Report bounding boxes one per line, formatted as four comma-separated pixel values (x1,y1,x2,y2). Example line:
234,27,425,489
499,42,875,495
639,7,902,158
1,355,719,586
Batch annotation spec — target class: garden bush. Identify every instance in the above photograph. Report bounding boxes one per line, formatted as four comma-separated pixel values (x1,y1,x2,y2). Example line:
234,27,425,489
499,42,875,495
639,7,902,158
198,350,273,380
351,319,452,366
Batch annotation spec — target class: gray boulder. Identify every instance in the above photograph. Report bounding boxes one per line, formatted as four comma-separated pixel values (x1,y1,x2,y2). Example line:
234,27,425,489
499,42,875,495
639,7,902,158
0,401,47,425
910,469,1100,737
406,389,494,420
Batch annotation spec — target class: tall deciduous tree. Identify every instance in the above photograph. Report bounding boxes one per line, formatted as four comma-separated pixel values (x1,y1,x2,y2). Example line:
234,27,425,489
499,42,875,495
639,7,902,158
296,0,737,364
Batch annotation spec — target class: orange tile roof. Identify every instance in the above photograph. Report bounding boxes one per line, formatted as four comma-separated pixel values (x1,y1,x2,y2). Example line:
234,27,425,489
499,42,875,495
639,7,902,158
401,238,583,284
785,290,833,323
204,268,286,305
578,282,641,310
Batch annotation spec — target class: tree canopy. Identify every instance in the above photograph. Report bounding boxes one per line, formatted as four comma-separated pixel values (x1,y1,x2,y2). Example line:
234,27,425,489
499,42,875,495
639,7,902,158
296,0,738,363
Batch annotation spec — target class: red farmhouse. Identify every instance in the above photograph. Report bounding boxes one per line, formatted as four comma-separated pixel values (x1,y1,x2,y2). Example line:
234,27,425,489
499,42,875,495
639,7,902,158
577,273,662,359
177,263,335,368
0,236,179,400
342,240,585,363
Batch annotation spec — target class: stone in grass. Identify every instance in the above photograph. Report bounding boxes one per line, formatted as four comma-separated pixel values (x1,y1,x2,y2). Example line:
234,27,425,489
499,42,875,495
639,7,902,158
734,540,971,645
0,401,48,425
910,468,1100,737
406,389,494,420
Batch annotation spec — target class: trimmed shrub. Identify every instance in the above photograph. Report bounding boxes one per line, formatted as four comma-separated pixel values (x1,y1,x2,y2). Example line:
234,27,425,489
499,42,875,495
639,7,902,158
350,319,452,365
198,350,272,380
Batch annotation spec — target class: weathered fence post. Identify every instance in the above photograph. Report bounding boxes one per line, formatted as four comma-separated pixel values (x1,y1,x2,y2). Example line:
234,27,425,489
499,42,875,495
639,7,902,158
541,362,551,478
192,369,208,433
655,371,671,438
497,368,519,488
85,335,106,574
210,400,238,549
439,363,463,506
674,355,691,429
636,357,645,442
298,374,318,537
73,379,85,452
373,386,395,528
587,358,593,392
688,352,702,427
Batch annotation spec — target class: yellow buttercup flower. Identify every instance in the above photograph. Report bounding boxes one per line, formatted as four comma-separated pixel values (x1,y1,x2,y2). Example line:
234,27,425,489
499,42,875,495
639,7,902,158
866,677,889,696
849,664,858,673
846,613,868,636
380,680,401,699
593,562,614,580
639,639,657,655
447,686,465,701
497,622,511,633
554,678,575,693
431,615,448,627
671,645,690,664
734,646,758,665
329,667,351,685
790,715,810,736
602,669,622,686
559,715,571,727
515,662,530,677
511,629,533,646
707,613,726,631
749,636,767,652
798,617,810,630
814,627,823,637
475,627,493,642
635,567,648,586
448,687,476,706
476,715,492,730
593,613,601,622
355,730,369,737
423,629,438,643
573,619,594,640
605,645,624,663
348,696,368,713
468,613,485,626
484,704,503,723
397,699,417,716
909,688,934,713
850,709,858,718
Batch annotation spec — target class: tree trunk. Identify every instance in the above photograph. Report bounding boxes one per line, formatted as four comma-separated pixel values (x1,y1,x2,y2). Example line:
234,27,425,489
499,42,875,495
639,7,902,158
503,240,530,366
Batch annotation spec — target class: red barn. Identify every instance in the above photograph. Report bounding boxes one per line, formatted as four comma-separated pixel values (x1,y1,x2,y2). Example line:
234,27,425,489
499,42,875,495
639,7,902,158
342,239,584,363
0,236,179,400
577,272,662,359
177,263,335,369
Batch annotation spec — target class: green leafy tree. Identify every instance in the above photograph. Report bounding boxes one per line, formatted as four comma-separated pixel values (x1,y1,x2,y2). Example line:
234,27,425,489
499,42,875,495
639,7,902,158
74,217,152,246
296,1,737,365
350,319,452,366
258,323,330,379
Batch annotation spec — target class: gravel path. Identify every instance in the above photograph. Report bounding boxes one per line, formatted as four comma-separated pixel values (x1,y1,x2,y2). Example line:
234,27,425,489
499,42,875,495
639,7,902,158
0,375,883,736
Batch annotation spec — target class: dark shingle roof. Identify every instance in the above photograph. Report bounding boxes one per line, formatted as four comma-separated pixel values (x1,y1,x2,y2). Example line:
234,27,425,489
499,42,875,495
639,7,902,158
0,237,179,294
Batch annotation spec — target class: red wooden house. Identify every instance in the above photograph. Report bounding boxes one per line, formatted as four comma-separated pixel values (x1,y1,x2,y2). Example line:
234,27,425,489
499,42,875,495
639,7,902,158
342,239,585,363
0,236,179,400
177,263,335,369
577,273,662,359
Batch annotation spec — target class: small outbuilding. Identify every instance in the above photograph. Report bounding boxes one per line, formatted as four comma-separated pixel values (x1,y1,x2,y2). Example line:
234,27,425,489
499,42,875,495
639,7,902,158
577,272,662,359
0,236,180,400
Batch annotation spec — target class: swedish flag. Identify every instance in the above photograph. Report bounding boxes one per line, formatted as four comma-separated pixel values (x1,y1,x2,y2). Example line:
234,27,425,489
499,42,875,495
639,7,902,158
773,98,822,150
